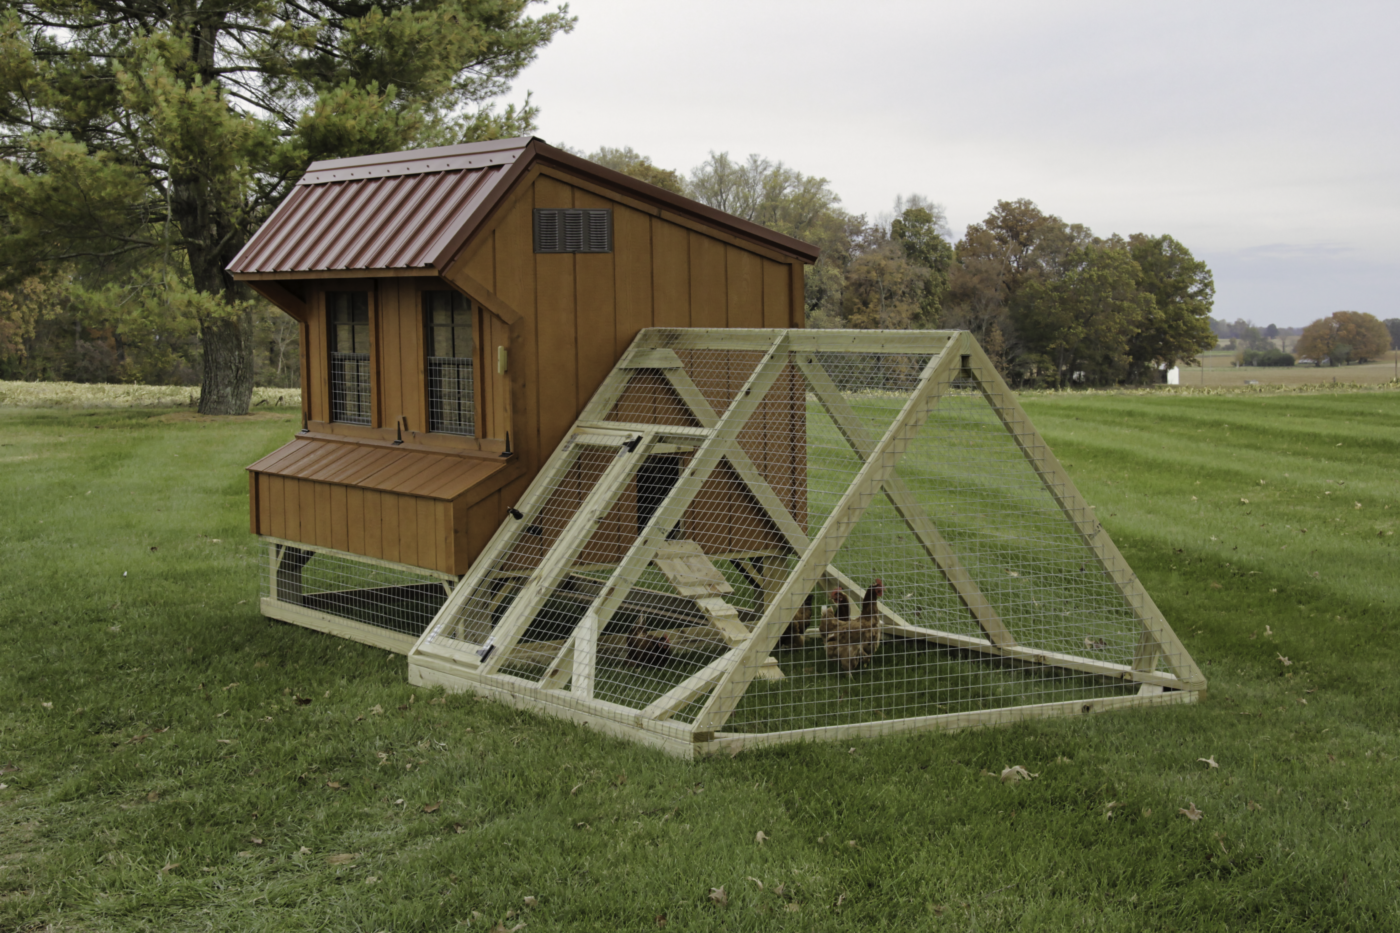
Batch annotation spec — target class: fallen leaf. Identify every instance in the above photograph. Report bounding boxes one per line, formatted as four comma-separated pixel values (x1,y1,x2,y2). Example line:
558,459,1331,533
1209,582,1222,590
1197,756,1219,769
1000,765,1039,784
326,781,345,789
1355,502,1362,509
430,697,446,706
755,831,768,845
423,803,440,813
835,892,847,909
249,837,264,846
147,791,160,802
217,738,233,744
1277,654,1292,667
523,896,537,907
1006,570,1020,577
326,853,359,865
1265,625,1273,637
785,903,801,912
370,704,384,715
655,914,667,928
1240,498,1249,504
570,783,583,796
222,682,240,691
299,846,311,855
1247,800,1263,812
747,876,764,888
237,851,254,858
1179,803,1203,821
295,696,312,706
365,875,379,884
41,702,53,709
1083,637,1106,650
708,885,728,906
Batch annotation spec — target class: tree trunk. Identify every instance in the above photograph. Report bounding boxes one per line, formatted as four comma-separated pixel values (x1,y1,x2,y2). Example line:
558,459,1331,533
198,301,255,415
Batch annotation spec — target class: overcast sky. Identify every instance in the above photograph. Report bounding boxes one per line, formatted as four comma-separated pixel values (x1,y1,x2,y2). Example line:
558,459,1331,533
501,0,1398,328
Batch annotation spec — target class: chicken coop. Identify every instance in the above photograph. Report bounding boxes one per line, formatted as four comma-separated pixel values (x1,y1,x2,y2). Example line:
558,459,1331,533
405,328,1206,757
227,137,816,654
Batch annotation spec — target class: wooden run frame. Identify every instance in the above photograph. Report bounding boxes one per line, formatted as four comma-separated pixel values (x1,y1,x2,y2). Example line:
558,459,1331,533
406,328,1206,757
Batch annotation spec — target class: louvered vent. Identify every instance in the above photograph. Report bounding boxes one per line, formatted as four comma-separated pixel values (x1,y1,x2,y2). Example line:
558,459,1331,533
534,209,612,253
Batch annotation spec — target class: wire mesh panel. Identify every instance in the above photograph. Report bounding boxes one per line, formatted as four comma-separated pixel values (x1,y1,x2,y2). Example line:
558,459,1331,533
261,541,451,640
407,329,1204,756
425,290,475,436
329,291,371,425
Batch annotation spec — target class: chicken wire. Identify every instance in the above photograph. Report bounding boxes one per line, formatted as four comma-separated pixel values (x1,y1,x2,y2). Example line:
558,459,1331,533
410,330,1200,751
261,541,452,638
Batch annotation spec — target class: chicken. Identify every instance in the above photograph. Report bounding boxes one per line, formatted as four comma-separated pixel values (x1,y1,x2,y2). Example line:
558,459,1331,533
822,580,884,673
858,577,884,657
819,588,850,641
625,619,673,668
779,593,815,649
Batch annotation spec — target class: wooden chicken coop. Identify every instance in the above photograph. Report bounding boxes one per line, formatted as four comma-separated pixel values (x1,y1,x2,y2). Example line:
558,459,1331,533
228,137,819,653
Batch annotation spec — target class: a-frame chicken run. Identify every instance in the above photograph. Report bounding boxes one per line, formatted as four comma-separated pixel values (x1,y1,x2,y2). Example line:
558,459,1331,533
406,328,1205,756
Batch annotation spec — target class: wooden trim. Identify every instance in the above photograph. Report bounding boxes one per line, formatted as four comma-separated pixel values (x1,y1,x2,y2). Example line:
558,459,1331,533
258,535,457,580
247,280,309,321
441,269,523,327
261,597,421,655
789,262,805,328
695,690,1198,757
408,653,698,757
233,268,440,281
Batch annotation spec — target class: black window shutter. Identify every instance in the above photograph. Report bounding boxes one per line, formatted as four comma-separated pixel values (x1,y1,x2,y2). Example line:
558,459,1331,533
534,208,611,253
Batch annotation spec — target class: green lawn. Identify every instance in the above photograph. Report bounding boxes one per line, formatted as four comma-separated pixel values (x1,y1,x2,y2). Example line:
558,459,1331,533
2,394,1398,931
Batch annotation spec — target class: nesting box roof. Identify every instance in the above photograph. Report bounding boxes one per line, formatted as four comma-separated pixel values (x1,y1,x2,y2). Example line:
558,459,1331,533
227,137,820,276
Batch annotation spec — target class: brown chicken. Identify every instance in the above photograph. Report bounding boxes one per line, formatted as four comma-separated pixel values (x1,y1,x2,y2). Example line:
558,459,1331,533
779,593,815,649
823,580,884,672
625,620,673,668
858,578,884,656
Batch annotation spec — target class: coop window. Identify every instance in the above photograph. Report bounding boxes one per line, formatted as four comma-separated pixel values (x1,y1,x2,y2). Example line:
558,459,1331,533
533,208,612,253
424,290,475,436
328,291,371,425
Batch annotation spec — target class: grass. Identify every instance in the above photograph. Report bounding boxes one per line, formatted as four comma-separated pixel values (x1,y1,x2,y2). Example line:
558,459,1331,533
2,392,1399,931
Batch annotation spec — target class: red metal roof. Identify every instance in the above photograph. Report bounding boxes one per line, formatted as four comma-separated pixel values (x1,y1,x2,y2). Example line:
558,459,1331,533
227,138,529,275
228,137,819,276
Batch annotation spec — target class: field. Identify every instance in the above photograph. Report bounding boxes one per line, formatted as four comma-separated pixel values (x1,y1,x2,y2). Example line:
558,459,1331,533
1184,349,1400,387
2,390,1398,931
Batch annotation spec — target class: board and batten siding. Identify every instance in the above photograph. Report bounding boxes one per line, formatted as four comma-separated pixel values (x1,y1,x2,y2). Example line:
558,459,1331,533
445,169,804,483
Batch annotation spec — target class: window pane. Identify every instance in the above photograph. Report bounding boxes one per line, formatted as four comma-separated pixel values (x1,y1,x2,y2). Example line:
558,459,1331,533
328,291,371,424
424,290,475,436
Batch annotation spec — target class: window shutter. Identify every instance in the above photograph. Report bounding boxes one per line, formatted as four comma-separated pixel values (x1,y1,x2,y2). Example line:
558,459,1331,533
534,209,561,252
563,210,584,252
534,208,612,253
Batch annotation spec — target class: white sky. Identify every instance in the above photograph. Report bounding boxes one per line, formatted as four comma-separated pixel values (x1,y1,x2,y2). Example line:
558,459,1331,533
502,0,1399,327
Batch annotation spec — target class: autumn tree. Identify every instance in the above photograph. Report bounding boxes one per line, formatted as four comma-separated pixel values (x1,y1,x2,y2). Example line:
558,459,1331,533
0,0,573,412
1295,311,1392,365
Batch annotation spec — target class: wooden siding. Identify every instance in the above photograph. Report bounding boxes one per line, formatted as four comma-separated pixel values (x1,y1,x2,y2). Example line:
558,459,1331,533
448,172,804,485
251,170,806,577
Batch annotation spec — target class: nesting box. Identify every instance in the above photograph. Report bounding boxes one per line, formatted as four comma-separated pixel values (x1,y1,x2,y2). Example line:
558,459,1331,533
228,137,818,653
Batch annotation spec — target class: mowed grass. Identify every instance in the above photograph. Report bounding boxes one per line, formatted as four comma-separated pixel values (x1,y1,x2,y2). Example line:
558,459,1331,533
1,393,1399,931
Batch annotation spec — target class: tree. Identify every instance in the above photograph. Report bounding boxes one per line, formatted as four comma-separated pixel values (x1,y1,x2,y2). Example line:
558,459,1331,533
1265,323,1279,340
1384,318,1400,351
0,0,573,412
945,199,1089,358
890,206,953,327
573,146,686,195
1121,233,1216,382
841,236,929,330
1295,311,1391,365
1013,244,1153,387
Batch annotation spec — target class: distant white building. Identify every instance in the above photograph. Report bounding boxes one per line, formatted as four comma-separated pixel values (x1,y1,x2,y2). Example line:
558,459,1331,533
1167,366,1180,385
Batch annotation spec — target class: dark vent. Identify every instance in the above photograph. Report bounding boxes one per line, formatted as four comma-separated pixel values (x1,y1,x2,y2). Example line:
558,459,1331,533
534,209,612,253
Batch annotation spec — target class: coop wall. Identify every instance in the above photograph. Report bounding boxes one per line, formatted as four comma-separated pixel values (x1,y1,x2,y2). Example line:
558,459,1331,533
443,168,806,483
